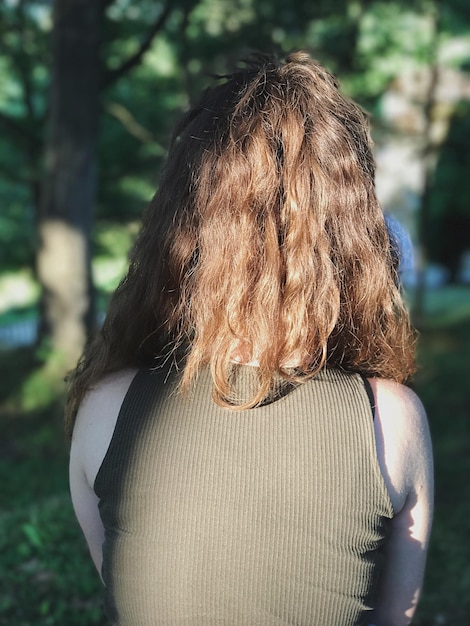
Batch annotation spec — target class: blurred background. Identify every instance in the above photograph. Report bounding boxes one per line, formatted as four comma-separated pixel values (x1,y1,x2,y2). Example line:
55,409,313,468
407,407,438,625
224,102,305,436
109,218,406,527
0,0,469,624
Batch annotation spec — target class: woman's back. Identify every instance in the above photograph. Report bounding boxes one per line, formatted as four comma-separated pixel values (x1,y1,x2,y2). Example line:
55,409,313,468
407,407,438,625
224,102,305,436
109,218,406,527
94,364,393,625
68,51,433,626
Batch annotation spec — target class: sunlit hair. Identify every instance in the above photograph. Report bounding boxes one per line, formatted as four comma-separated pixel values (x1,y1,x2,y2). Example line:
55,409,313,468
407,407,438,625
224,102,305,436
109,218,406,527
66,51,416,433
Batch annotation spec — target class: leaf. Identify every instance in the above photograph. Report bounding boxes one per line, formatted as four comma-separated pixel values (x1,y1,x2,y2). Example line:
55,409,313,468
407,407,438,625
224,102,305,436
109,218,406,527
22,522,43,549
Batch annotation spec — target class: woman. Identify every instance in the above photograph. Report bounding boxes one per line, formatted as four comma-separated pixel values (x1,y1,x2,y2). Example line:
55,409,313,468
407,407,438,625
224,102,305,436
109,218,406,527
68,51,433,625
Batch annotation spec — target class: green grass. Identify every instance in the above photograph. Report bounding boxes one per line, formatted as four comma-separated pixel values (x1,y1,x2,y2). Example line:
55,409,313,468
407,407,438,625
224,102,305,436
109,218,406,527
0,349,106,626
0,301,469,625
411,315,470,625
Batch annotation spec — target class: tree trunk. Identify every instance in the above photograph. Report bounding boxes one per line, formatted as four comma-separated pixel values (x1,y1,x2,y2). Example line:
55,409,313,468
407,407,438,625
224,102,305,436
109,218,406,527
411,2,442,326
37,0,102,370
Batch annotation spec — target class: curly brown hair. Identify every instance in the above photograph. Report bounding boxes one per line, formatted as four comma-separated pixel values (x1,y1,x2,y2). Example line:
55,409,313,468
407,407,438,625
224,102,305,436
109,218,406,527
65,51,416,433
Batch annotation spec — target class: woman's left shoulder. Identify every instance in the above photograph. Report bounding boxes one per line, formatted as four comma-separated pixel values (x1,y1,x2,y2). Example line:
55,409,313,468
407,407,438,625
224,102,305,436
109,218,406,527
367,378,428,435
367,377,433,515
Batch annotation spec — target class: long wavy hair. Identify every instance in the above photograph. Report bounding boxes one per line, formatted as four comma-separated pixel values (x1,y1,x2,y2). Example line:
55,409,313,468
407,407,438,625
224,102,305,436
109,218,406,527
66,51,416,433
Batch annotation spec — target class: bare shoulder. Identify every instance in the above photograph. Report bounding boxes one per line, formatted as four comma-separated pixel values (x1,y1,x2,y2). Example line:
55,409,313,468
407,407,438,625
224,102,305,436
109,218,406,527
368,378,427,422
367,378,433,515
368,378,430,451
70,368,138,487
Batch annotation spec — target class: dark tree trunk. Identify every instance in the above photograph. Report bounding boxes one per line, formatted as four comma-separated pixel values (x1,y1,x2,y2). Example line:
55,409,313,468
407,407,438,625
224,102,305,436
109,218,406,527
37,0,102,369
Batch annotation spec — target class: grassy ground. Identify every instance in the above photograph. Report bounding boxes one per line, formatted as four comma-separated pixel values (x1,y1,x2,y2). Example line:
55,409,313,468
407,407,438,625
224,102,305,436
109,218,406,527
0,350,106,626
0,291,469,625
411,314,470,624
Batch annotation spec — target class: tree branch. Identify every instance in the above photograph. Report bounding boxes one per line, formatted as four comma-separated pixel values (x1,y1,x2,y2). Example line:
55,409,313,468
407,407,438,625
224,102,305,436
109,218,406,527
104,101,166,153
102,1,173,89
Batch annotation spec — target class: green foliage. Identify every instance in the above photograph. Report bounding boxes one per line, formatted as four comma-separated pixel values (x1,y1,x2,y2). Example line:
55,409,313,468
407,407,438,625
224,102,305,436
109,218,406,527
93,220,139,261
0,496,105,626
0,188,36,270
0,269,38,316
0,0,50,271
345,3,436,100
93,220,139,296
0,0,469,275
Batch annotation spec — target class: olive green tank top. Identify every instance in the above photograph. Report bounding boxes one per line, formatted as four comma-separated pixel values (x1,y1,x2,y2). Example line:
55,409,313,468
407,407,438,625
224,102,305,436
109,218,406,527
94,365,393,625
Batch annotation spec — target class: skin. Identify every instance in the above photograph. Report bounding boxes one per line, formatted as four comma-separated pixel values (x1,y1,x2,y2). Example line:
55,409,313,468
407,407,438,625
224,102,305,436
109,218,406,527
369,378,434,625
69,371,433,625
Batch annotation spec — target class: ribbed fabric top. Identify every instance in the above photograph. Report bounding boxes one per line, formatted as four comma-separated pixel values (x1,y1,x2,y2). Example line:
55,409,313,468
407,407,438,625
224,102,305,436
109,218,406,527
94,365,393,626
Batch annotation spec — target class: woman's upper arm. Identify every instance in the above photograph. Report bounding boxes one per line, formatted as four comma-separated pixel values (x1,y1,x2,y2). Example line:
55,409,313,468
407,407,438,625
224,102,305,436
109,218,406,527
69,369,137,575
69,444,105,574
369,378,434,626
